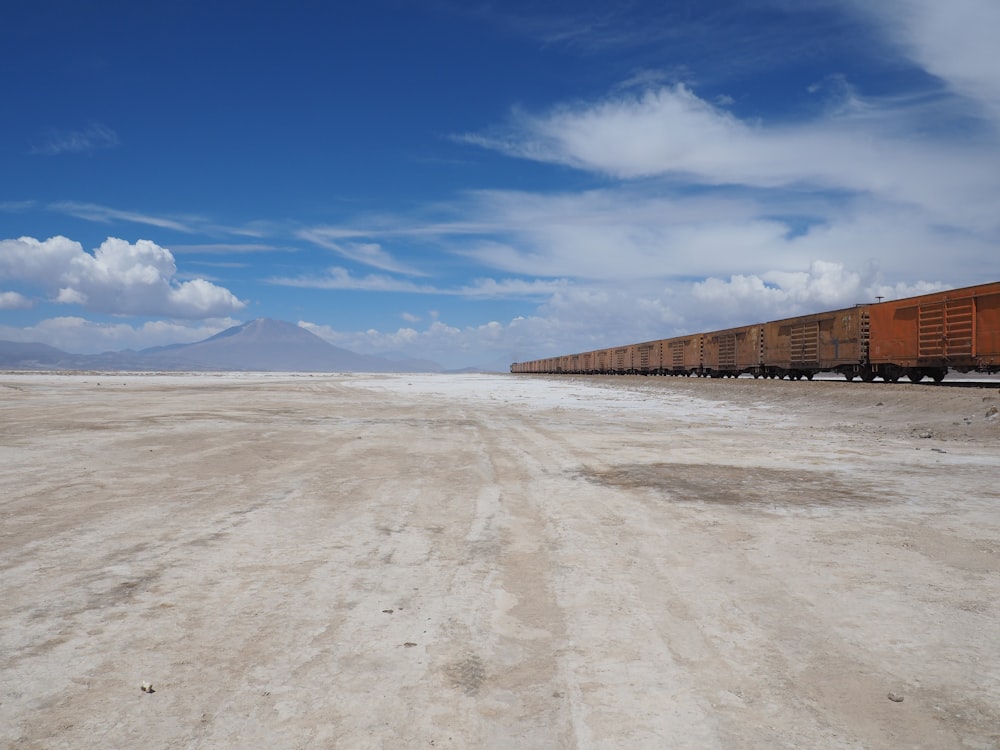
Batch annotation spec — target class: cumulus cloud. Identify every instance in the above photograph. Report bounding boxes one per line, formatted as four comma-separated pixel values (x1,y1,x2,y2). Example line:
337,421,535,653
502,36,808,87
692,261,869,316
0,291,32,309
0,236,246,318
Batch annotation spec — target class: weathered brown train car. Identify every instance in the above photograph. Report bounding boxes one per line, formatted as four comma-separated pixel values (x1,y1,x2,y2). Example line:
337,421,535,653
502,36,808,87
594,347,612,374
633,339,665,374
660,334,703,375
762,306,869,380
702,324,764,378
868,281,1000,381
611,345,633,374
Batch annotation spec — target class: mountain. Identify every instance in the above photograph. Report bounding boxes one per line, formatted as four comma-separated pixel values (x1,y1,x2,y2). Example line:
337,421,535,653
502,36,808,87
0,341,71,368
0,319,445,373
140,319,391,371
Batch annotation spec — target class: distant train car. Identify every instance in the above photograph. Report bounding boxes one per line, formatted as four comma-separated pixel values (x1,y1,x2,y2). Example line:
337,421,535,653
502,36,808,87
611,345,632,374
761,306,869,380
702,324,764,378
634,339,665,375
594,347,612,374
662,334,703,376
868,281,1000,382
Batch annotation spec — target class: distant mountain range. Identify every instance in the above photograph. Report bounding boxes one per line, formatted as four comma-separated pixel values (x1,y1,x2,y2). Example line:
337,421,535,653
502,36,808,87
0,319,460,373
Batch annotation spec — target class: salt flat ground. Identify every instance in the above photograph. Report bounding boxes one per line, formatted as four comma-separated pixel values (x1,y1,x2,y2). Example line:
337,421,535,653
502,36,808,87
1,372,998,749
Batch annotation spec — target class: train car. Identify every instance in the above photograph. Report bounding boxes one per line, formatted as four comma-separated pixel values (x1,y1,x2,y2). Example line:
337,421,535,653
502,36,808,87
661,334,703,376
868,281,1000,382
509,281,1000,381
702,324,764,378
761,306,869,380
633,339,665,375
594,347,612,374
611,345,632,374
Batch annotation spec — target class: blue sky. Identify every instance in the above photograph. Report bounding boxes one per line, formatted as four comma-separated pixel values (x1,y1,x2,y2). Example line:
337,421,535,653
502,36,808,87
2,0,999,369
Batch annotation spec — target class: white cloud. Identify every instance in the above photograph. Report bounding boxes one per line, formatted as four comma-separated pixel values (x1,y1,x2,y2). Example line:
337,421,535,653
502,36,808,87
0,316,242,354
0,236,246,318
294,251,975,369
269,265,568,299
31,123,119,155
0,201,37,213
167,243,294,254
270,267,439,293
49,202,196,233
851,0,1000,123
458,277,570,298
453,189,997,287
459,81,1000,232
44,203,275,240
301,317,513,368
298,228,426,275
692,261,866,315
0,291,32,309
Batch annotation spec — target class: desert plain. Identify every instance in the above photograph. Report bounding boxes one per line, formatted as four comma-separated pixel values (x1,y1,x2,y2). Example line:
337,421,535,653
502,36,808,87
1,371,998,749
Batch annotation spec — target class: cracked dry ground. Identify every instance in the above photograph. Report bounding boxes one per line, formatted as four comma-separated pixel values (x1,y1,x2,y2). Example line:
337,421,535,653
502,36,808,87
1,372,998,749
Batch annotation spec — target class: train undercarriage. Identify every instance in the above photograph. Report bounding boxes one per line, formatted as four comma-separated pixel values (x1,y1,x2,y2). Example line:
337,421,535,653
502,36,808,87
574,362,996,383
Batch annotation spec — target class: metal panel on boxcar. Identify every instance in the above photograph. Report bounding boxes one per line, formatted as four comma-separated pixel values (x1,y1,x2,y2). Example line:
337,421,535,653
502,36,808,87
762,306,868,380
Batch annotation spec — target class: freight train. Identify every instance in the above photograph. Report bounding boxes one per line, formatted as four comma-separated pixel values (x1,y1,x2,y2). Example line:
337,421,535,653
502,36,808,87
510,281,1000,383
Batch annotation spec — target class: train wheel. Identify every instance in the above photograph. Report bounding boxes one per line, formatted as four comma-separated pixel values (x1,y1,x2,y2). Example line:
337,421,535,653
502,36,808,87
930,368,947,383
805,372,814,380
907,371,924,383
860,371,876,382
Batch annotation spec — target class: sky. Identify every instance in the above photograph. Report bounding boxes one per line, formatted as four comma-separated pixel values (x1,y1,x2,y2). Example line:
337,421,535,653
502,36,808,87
2,0,999,369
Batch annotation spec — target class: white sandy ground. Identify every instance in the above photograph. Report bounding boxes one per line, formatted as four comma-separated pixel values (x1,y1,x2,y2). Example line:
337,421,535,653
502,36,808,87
1,371,998,749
